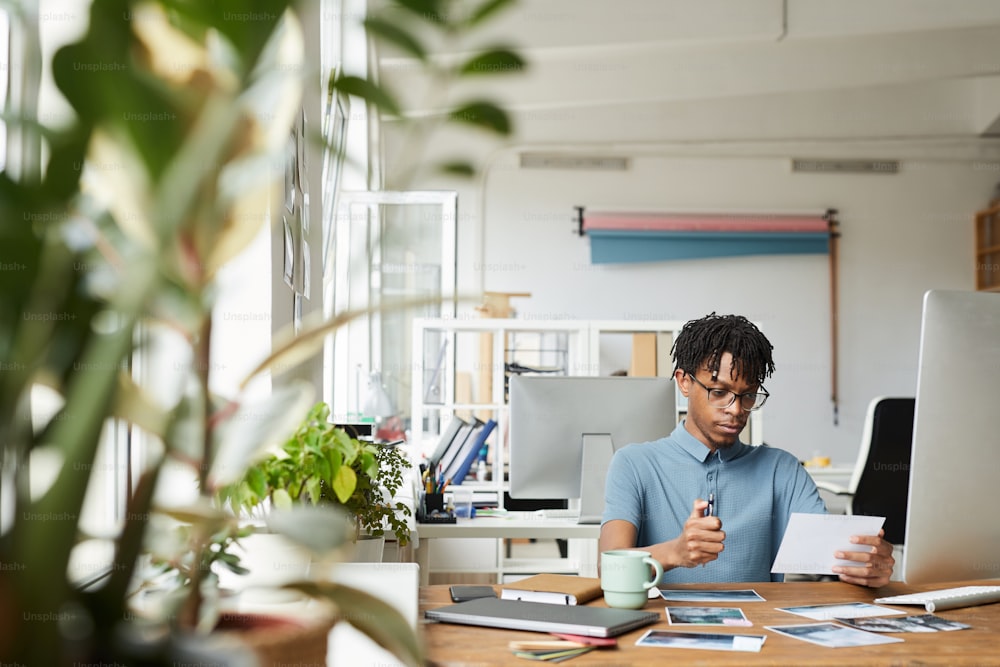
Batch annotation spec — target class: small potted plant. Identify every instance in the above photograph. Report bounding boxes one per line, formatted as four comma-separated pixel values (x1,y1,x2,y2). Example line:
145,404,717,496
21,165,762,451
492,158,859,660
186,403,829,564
219,402,413,557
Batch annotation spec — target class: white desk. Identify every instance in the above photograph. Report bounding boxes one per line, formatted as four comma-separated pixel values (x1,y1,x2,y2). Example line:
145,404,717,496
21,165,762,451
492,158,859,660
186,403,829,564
805,465,857,521
413,513,601,585
804,465,855,481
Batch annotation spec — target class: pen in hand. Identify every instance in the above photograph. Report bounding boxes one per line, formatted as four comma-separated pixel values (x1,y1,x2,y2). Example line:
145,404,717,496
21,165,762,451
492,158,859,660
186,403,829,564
702,493,715,568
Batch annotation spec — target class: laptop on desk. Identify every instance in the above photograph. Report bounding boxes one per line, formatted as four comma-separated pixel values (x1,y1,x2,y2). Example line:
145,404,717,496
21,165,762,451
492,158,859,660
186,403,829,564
424,597,659,638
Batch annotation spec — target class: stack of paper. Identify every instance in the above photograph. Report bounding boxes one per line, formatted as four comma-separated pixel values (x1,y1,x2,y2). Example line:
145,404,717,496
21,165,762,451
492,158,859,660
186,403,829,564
508,640,594,662
509,634,615,662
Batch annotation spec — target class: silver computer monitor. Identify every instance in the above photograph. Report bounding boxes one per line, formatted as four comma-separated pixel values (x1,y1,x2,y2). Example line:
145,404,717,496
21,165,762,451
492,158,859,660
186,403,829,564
508,376,676,523
902,289,1000,584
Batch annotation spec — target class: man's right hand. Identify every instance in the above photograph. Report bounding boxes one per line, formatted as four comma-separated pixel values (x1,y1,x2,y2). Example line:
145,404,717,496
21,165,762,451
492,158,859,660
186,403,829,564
665,498,725,569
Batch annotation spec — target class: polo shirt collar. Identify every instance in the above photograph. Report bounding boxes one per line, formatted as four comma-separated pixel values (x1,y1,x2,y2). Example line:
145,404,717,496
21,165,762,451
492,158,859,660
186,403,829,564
672,420,749,464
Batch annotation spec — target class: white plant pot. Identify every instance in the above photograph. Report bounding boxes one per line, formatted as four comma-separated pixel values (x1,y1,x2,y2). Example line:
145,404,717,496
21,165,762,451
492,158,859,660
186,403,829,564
309,534,386,581
349,534,386,563
228,532,313,604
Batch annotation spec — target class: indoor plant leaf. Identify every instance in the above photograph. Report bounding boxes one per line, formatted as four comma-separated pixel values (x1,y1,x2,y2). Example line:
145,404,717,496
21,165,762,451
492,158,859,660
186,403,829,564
272,488,293,510
449,100,512,135
161,501,232,532
240,297,445,390
246,467,267,499
112,372,171,438
363,16,427,61
286,581,424,667
387,0,445,24
465,0,517,27
331,463,357,505
458,48,525,76
208,380,315,488
160,0,294,78
436,160,476,177
331,74,401,117
264,505,354,555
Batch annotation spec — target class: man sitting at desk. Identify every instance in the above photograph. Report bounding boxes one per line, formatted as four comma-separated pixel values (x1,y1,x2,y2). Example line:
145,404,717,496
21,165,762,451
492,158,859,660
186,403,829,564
599,313,894,587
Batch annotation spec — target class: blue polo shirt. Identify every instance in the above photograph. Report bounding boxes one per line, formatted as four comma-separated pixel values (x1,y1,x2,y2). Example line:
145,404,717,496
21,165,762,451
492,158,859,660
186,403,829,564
603,421,826,583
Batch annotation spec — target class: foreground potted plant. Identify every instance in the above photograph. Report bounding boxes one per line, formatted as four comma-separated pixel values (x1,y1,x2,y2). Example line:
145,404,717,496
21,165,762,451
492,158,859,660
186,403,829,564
218,401,414,559
0,0,523,664
0,1,414,664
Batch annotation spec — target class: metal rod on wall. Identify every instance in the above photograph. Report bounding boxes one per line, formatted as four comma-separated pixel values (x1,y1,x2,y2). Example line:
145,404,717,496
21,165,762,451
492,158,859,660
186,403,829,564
825,208,841,426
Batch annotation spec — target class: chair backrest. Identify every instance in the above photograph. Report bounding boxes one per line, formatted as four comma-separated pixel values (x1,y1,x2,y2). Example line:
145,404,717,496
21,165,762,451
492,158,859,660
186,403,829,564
851,397,916,545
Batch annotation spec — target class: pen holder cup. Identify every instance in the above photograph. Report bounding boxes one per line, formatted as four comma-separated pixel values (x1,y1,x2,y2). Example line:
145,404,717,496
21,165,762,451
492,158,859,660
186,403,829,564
422,492,445,517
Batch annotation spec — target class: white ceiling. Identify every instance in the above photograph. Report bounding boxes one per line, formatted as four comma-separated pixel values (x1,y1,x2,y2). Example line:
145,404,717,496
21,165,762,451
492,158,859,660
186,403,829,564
375,0,1000,159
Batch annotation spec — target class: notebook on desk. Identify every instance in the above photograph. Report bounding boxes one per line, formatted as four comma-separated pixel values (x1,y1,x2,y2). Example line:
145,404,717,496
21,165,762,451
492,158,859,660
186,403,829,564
424,597,659,637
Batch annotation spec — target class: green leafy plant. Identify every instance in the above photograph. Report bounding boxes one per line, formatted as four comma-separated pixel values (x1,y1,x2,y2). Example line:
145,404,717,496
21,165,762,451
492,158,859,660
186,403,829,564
333,0,527,186
219,402,413,545
0,1,418,664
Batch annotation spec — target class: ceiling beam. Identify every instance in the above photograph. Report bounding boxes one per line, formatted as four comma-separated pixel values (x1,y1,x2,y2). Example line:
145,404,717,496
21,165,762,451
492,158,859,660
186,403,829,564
380,26,1000,116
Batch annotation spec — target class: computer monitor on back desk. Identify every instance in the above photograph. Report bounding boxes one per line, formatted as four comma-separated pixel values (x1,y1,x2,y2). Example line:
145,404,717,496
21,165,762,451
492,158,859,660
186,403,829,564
508,376,676,524
902,289,1000,584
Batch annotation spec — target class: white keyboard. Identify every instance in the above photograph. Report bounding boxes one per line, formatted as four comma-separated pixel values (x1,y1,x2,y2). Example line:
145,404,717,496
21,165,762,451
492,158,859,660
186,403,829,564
875,585,1000,612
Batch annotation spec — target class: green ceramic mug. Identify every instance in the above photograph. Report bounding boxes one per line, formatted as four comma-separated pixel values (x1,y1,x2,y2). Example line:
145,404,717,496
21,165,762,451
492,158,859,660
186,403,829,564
600,550,664,609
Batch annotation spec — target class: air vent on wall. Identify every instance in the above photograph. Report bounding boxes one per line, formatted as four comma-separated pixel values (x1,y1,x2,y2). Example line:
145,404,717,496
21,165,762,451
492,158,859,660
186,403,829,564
792,158,899,174
520,153,629,171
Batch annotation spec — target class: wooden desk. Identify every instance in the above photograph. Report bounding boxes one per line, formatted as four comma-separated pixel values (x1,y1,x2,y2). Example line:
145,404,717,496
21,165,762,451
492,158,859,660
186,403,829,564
420,580,1000,665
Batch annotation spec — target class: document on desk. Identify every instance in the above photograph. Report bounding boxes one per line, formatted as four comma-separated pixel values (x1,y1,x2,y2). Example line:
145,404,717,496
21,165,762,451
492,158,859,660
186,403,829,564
771,513,885,575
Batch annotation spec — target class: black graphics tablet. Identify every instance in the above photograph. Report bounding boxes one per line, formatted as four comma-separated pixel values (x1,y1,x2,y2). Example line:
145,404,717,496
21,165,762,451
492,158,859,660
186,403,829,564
424,597,659,638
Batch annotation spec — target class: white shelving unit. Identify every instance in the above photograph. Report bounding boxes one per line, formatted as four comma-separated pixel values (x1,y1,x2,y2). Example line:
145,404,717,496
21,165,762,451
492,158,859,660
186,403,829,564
413,319,588,502
411,318,763,495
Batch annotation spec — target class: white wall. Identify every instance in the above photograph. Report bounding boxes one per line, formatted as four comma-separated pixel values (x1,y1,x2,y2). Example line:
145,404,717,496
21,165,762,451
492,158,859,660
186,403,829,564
376,1,1000,467
445,151,998,465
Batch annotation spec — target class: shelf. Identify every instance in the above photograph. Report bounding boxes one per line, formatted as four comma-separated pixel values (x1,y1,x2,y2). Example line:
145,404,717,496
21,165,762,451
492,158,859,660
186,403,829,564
975,203,1000,291
421,403,505,411
499,558,582,575
412,317,763,493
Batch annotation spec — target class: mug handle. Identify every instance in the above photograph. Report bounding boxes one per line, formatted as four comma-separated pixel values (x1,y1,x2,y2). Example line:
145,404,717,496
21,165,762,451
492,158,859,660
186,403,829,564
642,556,664,590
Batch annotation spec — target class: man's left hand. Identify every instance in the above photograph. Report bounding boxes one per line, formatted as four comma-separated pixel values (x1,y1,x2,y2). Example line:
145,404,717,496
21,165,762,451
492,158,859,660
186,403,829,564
832,529,895,588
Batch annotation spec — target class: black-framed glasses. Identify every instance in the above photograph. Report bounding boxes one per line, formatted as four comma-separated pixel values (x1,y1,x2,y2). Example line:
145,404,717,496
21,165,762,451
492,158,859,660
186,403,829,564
687,373,769,411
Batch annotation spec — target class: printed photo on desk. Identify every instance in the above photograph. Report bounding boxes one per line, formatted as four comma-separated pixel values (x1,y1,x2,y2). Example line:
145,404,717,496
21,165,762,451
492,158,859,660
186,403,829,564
665,606,752,627
834,614,971,633
635,630,766,652
658,589,765,602
765,622,904,648
777,602,904,621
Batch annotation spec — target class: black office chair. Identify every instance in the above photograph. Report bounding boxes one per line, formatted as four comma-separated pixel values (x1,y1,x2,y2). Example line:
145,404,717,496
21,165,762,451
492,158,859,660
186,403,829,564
815,396,915,545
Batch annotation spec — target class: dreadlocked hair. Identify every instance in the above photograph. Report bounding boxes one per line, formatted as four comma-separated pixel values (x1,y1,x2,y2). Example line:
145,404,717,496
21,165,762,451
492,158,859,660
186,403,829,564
671,313,775,386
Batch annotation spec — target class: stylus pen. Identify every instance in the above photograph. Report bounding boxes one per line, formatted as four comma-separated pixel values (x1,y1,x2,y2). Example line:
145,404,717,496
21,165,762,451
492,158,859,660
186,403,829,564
701,493,716,568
